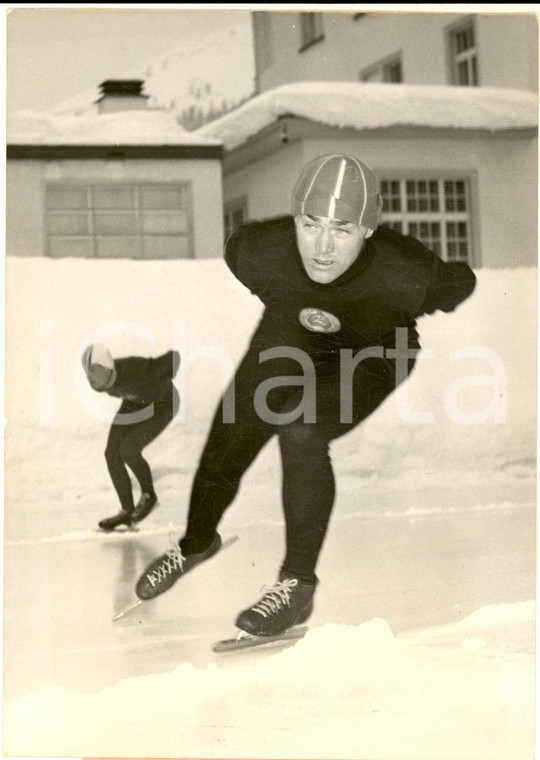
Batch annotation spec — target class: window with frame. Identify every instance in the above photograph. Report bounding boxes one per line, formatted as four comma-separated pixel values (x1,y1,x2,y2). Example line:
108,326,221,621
361,54,402,83
380,178,472,263
449,21,478,86
299,12,324,50
45,183,193,259
224,198,248,240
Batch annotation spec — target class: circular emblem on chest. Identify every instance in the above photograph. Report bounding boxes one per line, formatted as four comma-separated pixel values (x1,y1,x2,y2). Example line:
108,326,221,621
299,307,341,334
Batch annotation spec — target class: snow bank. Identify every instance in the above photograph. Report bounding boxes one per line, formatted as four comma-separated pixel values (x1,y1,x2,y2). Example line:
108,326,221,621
5,258,536,489
7,108,221,145
3,603,534,760
196,82,538,151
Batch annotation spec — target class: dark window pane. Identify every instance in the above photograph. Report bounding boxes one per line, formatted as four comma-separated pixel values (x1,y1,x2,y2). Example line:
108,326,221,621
47,213,89,234
143,235,190,259
48,238,94,258
95,213,137,234
140,186,187,209
458,61,469,85
96,236,140,259
94,187,135,209
142,211,189,233
46,187,87,209
232,209,245,227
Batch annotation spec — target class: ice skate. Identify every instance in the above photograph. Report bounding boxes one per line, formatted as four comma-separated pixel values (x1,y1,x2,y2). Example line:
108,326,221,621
235,574,316,637
98,510,134,532
132,492,158,523
135,532,223,600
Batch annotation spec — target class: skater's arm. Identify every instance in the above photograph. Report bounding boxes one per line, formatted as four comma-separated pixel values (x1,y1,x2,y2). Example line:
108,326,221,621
421,255,477,314
153,350,181,379
224,221,270,297
115,352,179,400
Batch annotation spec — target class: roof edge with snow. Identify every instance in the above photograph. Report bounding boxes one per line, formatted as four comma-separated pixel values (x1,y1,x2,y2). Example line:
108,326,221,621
195,82,538,152
6,108,223,150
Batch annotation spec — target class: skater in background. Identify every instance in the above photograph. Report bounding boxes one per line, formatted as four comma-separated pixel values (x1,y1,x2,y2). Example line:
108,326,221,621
82,344,180,531
135,153,476,638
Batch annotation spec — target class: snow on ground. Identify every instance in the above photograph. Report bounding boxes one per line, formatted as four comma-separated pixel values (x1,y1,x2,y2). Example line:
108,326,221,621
4,604,535,760
3,253,536,758
196,82,538,151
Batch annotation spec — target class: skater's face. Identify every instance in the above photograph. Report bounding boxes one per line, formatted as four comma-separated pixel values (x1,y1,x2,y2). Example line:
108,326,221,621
295,214,373,284
87,364,114,392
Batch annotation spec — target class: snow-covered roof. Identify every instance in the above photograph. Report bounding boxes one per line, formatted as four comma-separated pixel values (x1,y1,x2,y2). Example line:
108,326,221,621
7,108,221,146
196,82,539,151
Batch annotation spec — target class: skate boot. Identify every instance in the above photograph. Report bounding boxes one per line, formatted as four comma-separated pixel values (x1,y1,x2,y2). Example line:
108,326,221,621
98,510,134,532
135,532,222,600
235,573,316,637
132,492,158,524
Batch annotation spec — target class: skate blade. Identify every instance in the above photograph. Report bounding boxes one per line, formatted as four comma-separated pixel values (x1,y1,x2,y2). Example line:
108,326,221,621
112,599,143,621
96,524,139,534
212,625,308,653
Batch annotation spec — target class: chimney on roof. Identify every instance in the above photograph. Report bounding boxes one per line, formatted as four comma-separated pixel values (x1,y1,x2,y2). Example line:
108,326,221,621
96,79,149,114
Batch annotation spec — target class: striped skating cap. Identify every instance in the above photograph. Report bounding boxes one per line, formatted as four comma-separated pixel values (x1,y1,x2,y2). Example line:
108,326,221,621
81,343,114,375
292,154,382,230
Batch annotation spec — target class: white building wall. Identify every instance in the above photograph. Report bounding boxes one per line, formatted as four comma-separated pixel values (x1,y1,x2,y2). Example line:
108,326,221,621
477,14,539,91
223,132,537,268
224,142,306,222
7,158,224,259
255,11,538,93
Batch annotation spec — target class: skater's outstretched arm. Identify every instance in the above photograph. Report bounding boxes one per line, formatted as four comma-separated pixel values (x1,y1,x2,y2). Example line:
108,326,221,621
421,250,477,314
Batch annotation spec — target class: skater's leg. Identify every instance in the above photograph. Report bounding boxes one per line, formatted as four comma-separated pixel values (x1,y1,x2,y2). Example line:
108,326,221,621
277,426,335,583
278,356,413,583
105,422,136,514
118,388,179,498
181,391,275,553
180,347,298,553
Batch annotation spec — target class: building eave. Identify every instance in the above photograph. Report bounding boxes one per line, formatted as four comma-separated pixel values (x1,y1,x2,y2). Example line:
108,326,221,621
7,144,223,160
222,116,537,174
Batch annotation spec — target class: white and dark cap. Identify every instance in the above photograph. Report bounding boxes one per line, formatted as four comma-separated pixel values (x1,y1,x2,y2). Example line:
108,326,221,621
292,154,382,230
81,343,114,375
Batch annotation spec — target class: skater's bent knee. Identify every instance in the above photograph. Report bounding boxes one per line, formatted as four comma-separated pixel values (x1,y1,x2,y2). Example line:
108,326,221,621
105,444,121,463
118,441,144,465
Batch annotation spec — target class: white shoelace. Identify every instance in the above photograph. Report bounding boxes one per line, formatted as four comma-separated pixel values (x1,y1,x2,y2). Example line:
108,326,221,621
146,532,185,588
252,579,299,618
